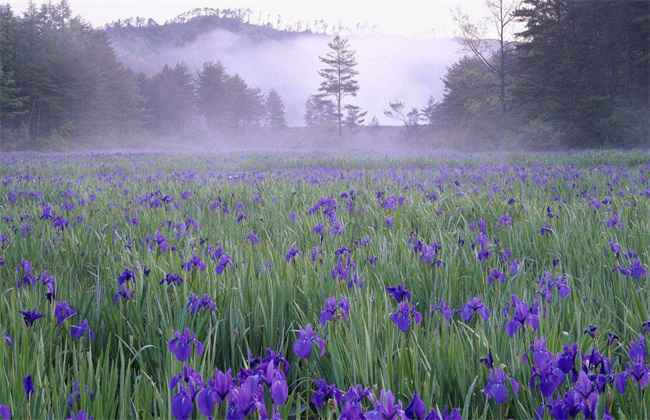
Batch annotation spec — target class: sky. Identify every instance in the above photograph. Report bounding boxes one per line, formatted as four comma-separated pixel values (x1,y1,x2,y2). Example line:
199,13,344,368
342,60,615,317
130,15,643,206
6,0,494,37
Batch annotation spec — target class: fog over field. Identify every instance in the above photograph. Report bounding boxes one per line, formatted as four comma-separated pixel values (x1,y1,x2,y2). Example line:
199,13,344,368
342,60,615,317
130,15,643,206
110,30,464,125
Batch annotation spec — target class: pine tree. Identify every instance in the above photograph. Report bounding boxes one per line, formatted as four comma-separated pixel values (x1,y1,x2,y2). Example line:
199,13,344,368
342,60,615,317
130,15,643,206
304,94,336,129
196,61,228,130
0,67,27,142
343,104,367,134
142,63,195,132
420,96,438,129
316,36,360,137
265,89,286,130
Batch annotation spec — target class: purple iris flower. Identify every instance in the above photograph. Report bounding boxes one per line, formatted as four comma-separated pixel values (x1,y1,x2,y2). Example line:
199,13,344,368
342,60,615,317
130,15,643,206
16,260,36,288
160,273,184,286
311,379,340,409
52,215,68,231
329,221,345,236
212,368,234,401
117,269,135,286
486,268,506,285
246,231,260,245
196,387,219,418
537,272,571,302
367,389,404,419
186,293,216,315
41,203,55,220
432,299,454,323
504,295,539,337
584,324,598,338
67,410,93,420
312,223,325,237
386,284,411,303
557,344,578,376
606,212,621,229
113,284,134,303
629,259,647,280
319,297,350,326
292,324,326,359
540,224,553,236
420,242,443,266
0,404,10,420
425,407,462,420
615,336,649,394
171,386,193,420
569,371,600,418
168,329,205,362
270,376,288,406
608,240,622,256
70,320,95,341
182,255,206,272
390,301,423,333
23,375,34,399
527,338,565,398
39,271,57,302
168,365,204,400
483,368,520,404
226,375,261,419
498,214,512,227
310,246,323,263
54,301,77,326
405,393,427,419
19,310,43,327
215,254,232,275
460,297,489,322
285,246,300,263
196,368,233,417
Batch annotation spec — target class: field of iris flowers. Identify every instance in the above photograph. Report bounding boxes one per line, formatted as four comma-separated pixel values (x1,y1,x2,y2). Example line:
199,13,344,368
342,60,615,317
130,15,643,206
0,151,648,420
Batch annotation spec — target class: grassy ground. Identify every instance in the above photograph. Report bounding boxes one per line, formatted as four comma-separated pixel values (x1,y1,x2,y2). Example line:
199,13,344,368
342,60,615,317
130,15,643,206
0,151,648,419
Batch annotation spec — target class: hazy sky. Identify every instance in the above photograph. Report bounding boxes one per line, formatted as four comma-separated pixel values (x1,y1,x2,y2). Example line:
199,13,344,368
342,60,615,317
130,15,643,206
7,0,494,36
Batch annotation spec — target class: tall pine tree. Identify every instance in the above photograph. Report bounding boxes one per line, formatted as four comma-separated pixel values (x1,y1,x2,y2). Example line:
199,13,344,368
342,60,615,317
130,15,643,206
265,89,287,130
316,36,360,137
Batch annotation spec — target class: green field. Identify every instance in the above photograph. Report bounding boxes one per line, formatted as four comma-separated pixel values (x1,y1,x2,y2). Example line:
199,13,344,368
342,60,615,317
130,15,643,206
0,151,648,419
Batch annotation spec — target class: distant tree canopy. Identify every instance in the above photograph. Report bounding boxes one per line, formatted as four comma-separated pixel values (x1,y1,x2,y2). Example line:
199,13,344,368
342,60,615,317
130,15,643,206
265,89,287,130
309,36,364,137
1,0,648,149
438,0,650,147
0,1,287,148
0,1,140,143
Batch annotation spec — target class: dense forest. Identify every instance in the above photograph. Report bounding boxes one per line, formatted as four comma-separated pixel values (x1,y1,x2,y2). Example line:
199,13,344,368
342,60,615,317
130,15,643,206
435,0,650,148
0,0,648,150
0,2,286,148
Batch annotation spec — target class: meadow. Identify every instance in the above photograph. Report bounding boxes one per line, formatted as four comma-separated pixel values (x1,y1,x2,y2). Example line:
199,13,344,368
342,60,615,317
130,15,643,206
0,150,648,420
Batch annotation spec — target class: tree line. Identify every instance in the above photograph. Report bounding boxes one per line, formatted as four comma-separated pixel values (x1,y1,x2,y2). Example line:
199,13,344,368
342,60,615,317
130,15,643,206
434,0,650,147
0,1,286,148
1,0,648,149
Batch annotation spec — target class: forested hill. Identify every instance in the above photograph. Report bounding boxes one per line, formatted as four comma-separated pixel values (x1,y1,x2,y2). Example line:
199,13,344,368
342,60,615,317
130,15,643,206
105,8,314,53
104,8,462,127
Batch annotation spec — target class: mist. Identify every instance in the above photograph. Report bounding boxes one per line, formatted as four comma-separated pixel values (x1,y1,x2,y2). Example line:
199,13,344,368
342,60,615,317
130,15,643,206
111,30,464,126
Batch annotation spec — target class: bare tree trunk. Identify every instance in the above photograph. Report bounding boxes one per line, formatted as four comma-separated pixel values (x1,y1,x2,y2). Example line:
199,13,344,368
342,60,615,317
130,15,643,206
499,0,506,114
337,61,342,137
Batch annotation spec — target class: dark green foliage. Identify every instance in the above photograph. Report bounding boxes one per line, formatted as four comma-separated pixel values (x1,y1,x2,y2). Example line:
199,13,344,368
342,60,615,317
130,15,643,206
265,89,287,130
0,1,140,146
437,0,650,148
512,0,650,147
139,63,195,132
304,94,337,129
315,36,361,137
